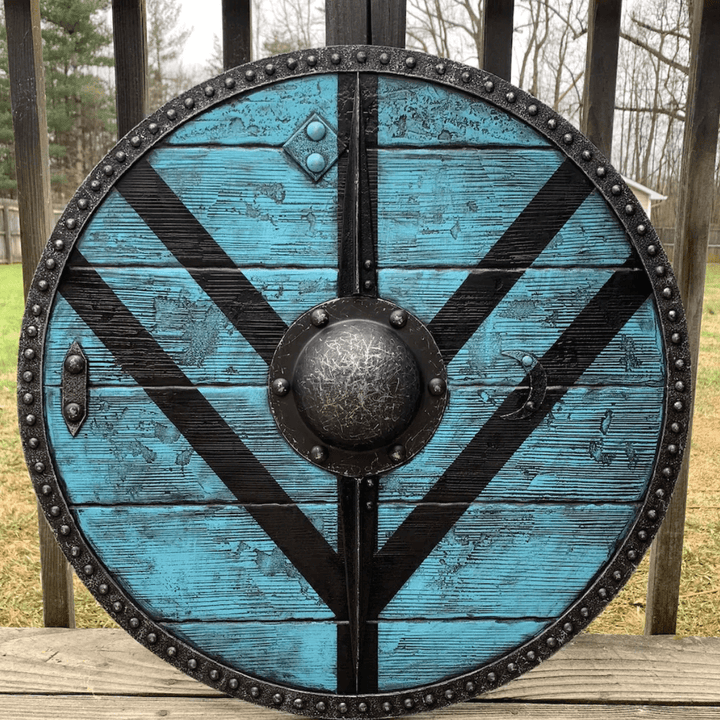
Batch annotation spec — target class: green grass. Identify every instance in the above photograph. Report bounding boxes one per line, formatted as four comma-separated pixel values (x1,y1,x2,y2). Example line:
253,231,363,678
0,264,24,380
0,262,719,634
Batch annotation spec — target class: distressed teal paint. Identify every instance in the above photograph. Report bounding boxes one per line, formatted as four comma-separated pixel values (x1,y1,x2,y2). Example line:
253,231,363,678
76,190,181,267
167,75,338,146
534,191,633,267
95,266,334,384
165,620,338,691
380,270,664,388
242,268,336,326
447,273,663,387
75,505,336,621
376,149,564,268
377,76,551,148
377,619,547,691
147,147,338,268
45,269,336,388
378,503,636,619
46,386,338,505
380,383,663,505
43,295,134,388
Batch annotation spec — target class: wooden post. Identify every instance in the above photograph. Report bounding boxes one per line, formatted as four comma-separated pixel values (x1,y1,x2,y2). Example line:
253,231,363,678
581,0,623,160
112,0,148,138
645,0,720,635
482,0,514,80
222,0,252,70
370,0,406,47
326,0,369,45
4,0,75,627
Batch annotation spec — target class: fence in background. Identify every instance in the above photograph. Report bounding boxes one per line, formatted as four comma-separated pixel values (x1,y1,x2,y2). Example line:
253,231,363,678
0,200,62,264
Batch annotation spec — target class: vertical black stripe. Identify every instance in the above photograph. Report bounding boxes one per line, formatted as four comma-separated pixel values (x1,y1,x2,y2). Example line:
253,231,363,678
337,73,379,297
115,159,288,364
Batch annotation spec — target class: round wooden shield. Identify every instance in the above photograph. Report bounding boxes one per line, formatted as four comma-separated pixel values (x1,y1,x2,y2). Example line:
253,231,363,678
19,47,690,717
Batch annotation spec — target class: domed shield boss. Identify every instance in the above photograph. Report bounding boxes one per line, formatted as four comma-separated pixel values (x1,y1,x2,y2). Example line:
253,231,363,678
19,47,690,717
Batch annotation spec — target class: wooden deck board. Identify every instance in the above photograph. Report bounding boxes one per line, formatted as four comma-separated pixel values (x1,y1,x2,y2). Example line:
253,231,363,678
1,628,719,720
2,698,720,720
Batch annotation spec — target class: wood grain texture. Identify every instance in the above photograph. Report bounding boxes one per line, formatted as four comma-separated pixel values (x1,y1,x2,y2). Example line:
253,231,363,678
376,150,595,267
377,619,547,690
167,75,337,145
2,697,720,720
645,0,720,635
377,77,550,148
326,0,369,44
581,0,622,159
482,0,514,80
381,384,662,503
74,504,336,621
5,0,74,628
370,0,406,47
164,620,339,690
378,503,636,619
45,382,661,507
44,269,335,387
1,629,720,706
112,0,148,138
45,385,336,503
222,0,252,70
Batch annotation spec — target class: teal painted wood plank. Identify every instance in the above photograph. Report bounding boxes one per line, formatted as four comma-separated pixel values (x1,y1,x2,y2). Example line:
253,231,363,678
378,503,636,619
44,295,135,388
44,268,336,388
76,190,184,267
163,620,338,691
74,505,336,622
147,147,338,267
447,289,663,389
379,383,663,504
166,75,338,146
46,386,338,505
528,190,633,267
377,619,548,691
377,76,551,148
379,270,664,387
376,148,564,267
45,380,661,509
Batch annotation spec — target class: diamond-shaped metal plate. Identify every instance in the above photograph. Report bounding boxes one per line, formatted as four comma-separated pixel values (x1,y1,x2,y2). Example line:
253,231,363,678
283,112,344,181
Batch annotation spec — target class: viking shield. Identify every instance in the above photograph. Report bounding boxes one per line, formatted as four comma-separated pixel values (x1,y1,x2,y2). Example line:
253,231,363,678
18,47,690,717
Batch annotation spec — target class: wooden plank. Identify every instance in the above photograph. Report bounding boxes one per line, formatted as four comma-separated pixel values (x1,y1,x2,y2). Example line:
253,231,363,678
1,629,720,705
4,697,720,720
163,621,339,691
4,698,720,720
645,0,720,635
482,0,514,80
4,0,75,629
581,0,622,159
222,0,252,70
377,503,636,618
326,0,369,45
370,0,406,47
377,75,551,148
73,504,337,620
166,75,339,146
44,384,661,505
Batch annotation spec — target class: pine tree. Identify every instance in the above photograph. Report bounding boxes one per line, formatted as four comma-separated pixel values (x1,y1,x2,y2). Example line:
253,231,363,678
0,0,115,201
